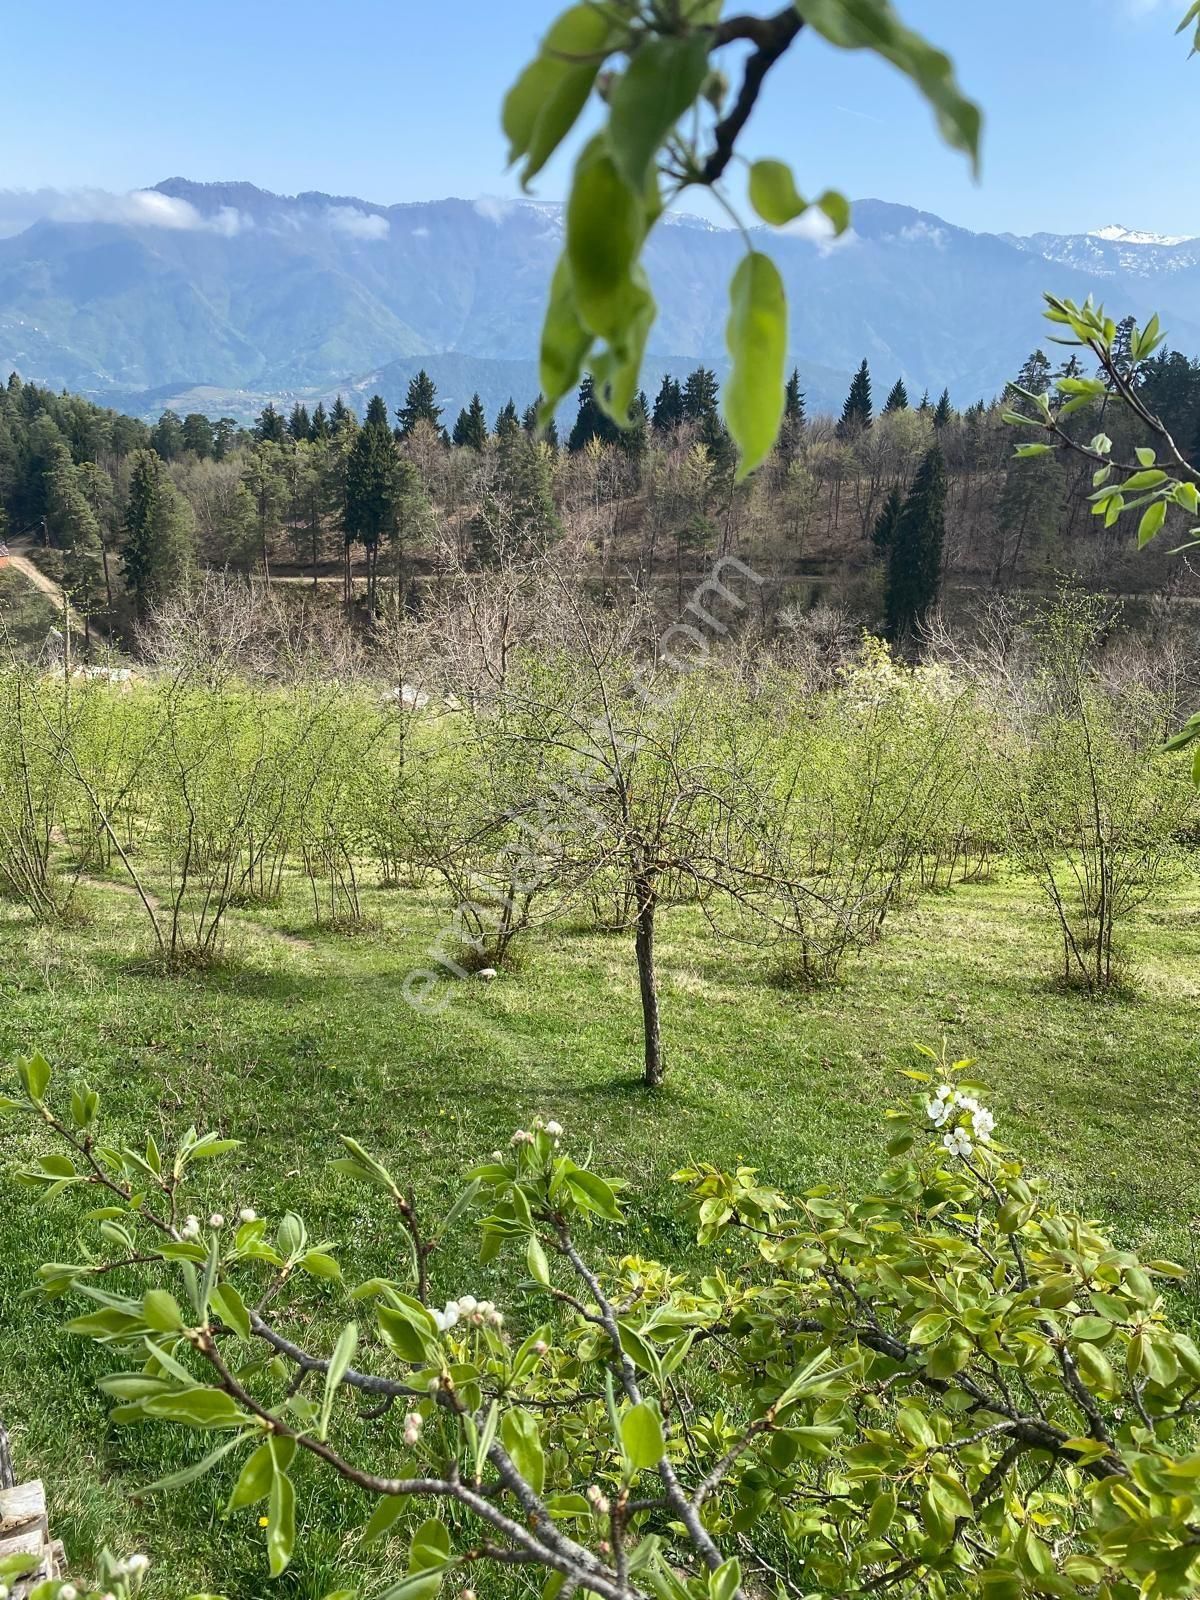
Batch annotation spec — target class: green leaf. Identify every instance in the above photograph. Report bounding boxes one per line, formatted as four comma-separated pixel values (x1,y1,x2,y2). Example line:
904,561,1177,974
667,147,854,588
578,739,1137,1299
1138,499,1168,547
609,34,709,189
377,1296,440,1364
563,1167,623,1221
227,1438,294,1511
143,1287,185,1334
797,0,982,172
1014,443,1053,458
267,1464,296,1577
137,1434,248,1496
724,251,787,481
817,189,852,234
540,253,594,417
17,1052,51,1102
299,1249,342,1281
503,5,616,186
526,1235,551,1286
709,1558,742,1600
362,1493,409,1547
321,1321,359,1441
621,1398,666,1470
210,1282,251,1341
566,135,643,343
501,1408,546,1495
141,1387,251,1429
748,159,808,225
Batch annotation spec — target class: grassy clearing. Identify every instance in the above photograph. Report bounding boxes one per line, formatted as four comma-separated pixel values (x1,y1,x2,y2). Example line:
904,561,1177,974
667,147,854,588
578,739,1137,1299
1,864,1198,1595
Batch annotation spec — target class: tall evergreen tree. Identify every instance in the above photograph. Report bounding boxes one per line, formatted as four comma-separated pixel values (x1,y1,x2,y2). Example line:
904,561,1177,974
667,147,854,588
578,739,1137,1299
883,378,909,413
309,402,331,441
933,388,952,428
522,396,559,448
122,451,196,620
682,367,720,426
150,409,185,461
917,389,931,414
287,403,311,442
181,413,215,457
452,394,489,451
568,376,621,452
330,396,354,434
345,399,401,604
837,359,873,437
254,403,287,444
784,368,806,427
870,483,903,556
46,445,104,626
213,417,240,459
396,370,443,436
494,398,520,440
652,374,684,433
885,445,946,643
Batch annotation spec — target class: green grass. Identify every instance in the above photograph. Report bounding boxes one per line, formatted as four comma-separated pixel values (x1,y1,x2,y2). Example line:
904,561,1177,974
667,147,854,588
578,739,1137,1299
1,864,1199,1596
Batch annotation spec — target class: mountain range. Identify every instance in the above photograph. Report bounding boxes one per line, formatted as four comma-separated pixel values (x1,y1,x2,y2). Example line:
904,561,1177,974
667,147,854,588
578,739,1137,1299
1,178,1198,424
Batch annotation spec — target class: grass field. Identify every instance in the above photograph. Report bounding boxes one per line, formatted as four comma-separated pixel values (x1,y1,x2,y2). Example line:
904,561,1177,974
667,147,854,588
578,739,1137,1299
1,863,1198,1597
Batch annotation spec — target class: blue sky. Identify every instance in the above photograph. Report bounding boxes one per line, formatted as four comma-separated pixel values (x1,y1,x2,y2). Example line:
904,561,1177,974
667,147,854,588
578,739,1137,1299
4,0,1197,237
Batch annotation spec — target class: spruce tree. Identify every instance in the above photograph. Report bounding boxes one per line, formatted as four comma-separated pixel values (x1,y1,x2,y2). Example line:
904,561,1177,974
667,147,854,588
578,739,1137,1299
682,367,720,426
452,393,488,451
917,390,931,414
933,388,952,428
287,403,311,442
523,397,559,448
567,376,620,452
345,398,402,603
150,410,185,460
254,403,287,444
885,445,946,644
837,360,872,438
784,368,806,427
123,450,196,620
310,402,331,441
870,483,903,557
652,374,684,433
883,378,909,413
182,413,215,457
396,370,443,436
331,396,354,434
494,398,520,440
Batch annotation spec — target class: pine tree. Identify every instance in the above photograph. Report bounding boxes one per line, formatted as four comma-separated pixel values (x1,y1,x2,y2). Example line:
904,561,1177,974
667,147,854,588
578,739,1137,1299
150,410,185,460
254,403,287,444
883,378,909,413
933,388,952,428
522,397,559,448
870,483,903,556
917,390,931,414
620,390,650,457
213,418,240,459
568,376,621,452
331,396,354,434
46,445,104,625
123,450,196,620
784,369,806,427
682,367,720,425
396,370,443,436
885,445,946,643
345,400,401,604
652,375,684,433
494,398,520,440
182,413,215,457
452,394,488,451
310,402,331,441
837,360,872,438
287,403,311,442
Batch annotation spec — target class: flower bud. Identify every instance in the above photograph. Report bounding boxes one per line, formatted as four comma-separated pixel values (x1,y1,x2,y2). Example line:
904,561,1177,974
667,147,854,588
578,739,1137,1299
239,1206,257,1223
533,1339,549,1356
208,1213,225,1229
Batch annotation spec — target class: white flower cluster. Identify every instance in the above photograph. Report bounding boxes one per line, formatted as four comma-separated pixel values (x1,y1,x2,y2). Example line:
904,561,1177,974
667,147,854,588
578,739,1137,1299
403,1409,423,1446
431,1294,503,1332
925,1084,996,1158
510,1116,563,1148
586,1482,611,1517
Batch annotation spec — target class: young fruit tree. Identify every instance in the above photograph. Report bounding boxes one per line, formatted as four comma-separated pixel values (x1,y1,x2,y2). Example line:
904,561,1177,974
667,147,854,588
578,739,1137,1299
5,1049,1200,1600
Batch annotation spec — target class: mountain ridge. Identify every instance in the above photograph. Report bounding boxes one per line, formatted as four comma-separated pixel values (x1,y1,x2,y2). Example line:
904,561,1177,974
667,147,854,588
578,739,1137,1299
1,178,1198,423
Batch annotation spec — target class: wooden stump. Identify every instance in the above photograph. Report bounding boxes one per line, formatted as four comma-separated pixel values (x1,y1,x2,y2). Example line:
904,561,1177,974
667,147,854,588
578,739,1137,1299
0,1480,64,1595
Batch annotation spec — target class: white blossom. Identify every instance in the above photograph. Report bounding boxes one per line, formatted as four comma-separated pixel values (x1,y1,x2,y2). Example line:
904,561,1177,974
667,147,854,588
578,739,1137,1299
510,1129,534,1147
180,1215,201,1240
926,1095,951,1127
208,1213,225,1229
239,1207,257,1223
971,1106,995,1142
56,1588,75,1600
958,1094,980,1114
457,1295,477,1315
123,1555,150,1576
543,1120,563,1137
403,1409,424,1445
943,1126,973,1159
533,1339,549,1356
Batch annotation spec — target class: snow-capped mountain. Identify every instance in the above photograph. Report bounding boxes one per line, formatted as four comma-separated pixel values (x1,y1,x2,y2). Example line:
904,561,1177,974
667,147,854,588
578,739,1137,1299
0,180,1197,422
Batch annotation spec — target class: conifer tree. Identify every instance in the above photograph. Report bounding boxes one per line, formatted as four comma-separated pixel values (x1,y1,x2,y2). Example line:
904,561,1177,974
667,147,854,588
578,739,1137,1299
883,378,909,413
784,368,806,426
494,398,520,440
917,390,931,414
331,396,354,434
254,403,287,445
287,403,311,442
47,445,104,626
870,483,903,557
933,388,952,428
309,402,331,441
568,376,621,452
522,397,559,448
885,445,946,643
150,410,185,460
682,367,720,425
345,398,401,604
213,418,240,459
837,360,873,438
396,370,443,436
452,394,488,451
181,413,215,457
123,450,196,621
651,375,684,433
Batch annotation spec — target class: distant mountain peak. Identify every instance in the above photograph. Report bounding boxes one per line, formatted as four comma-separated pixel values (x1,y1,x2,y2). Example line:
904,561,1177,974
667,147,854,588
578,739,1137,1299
1088,223,1196,246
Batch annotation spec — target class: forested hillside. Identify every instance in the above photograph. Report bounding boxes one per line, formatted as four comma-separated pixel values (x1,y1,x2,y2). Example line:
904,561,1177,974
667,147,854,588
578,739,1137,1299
2,326,1199,655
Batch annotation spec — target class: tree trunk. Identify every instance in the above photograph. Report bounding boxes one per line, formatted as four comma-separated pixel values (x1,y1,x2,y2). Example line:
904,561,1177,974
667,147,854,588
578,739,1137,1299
634,876,663,1088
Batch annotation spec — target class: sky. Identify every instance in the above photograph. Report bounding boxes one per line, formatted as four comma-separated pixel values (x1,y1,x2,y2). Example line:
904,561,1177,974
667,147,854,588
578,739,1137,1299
3,0,1197,239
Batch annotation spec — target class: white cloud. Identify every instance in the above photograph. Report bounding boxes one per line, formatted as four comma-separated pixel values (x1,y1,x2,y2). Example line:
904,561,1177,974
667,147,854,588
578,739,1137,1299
411,225,430,239
474,196,516,225
781,208,857,255
326,205,389,240
898,220,946,248
0,186,248,237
